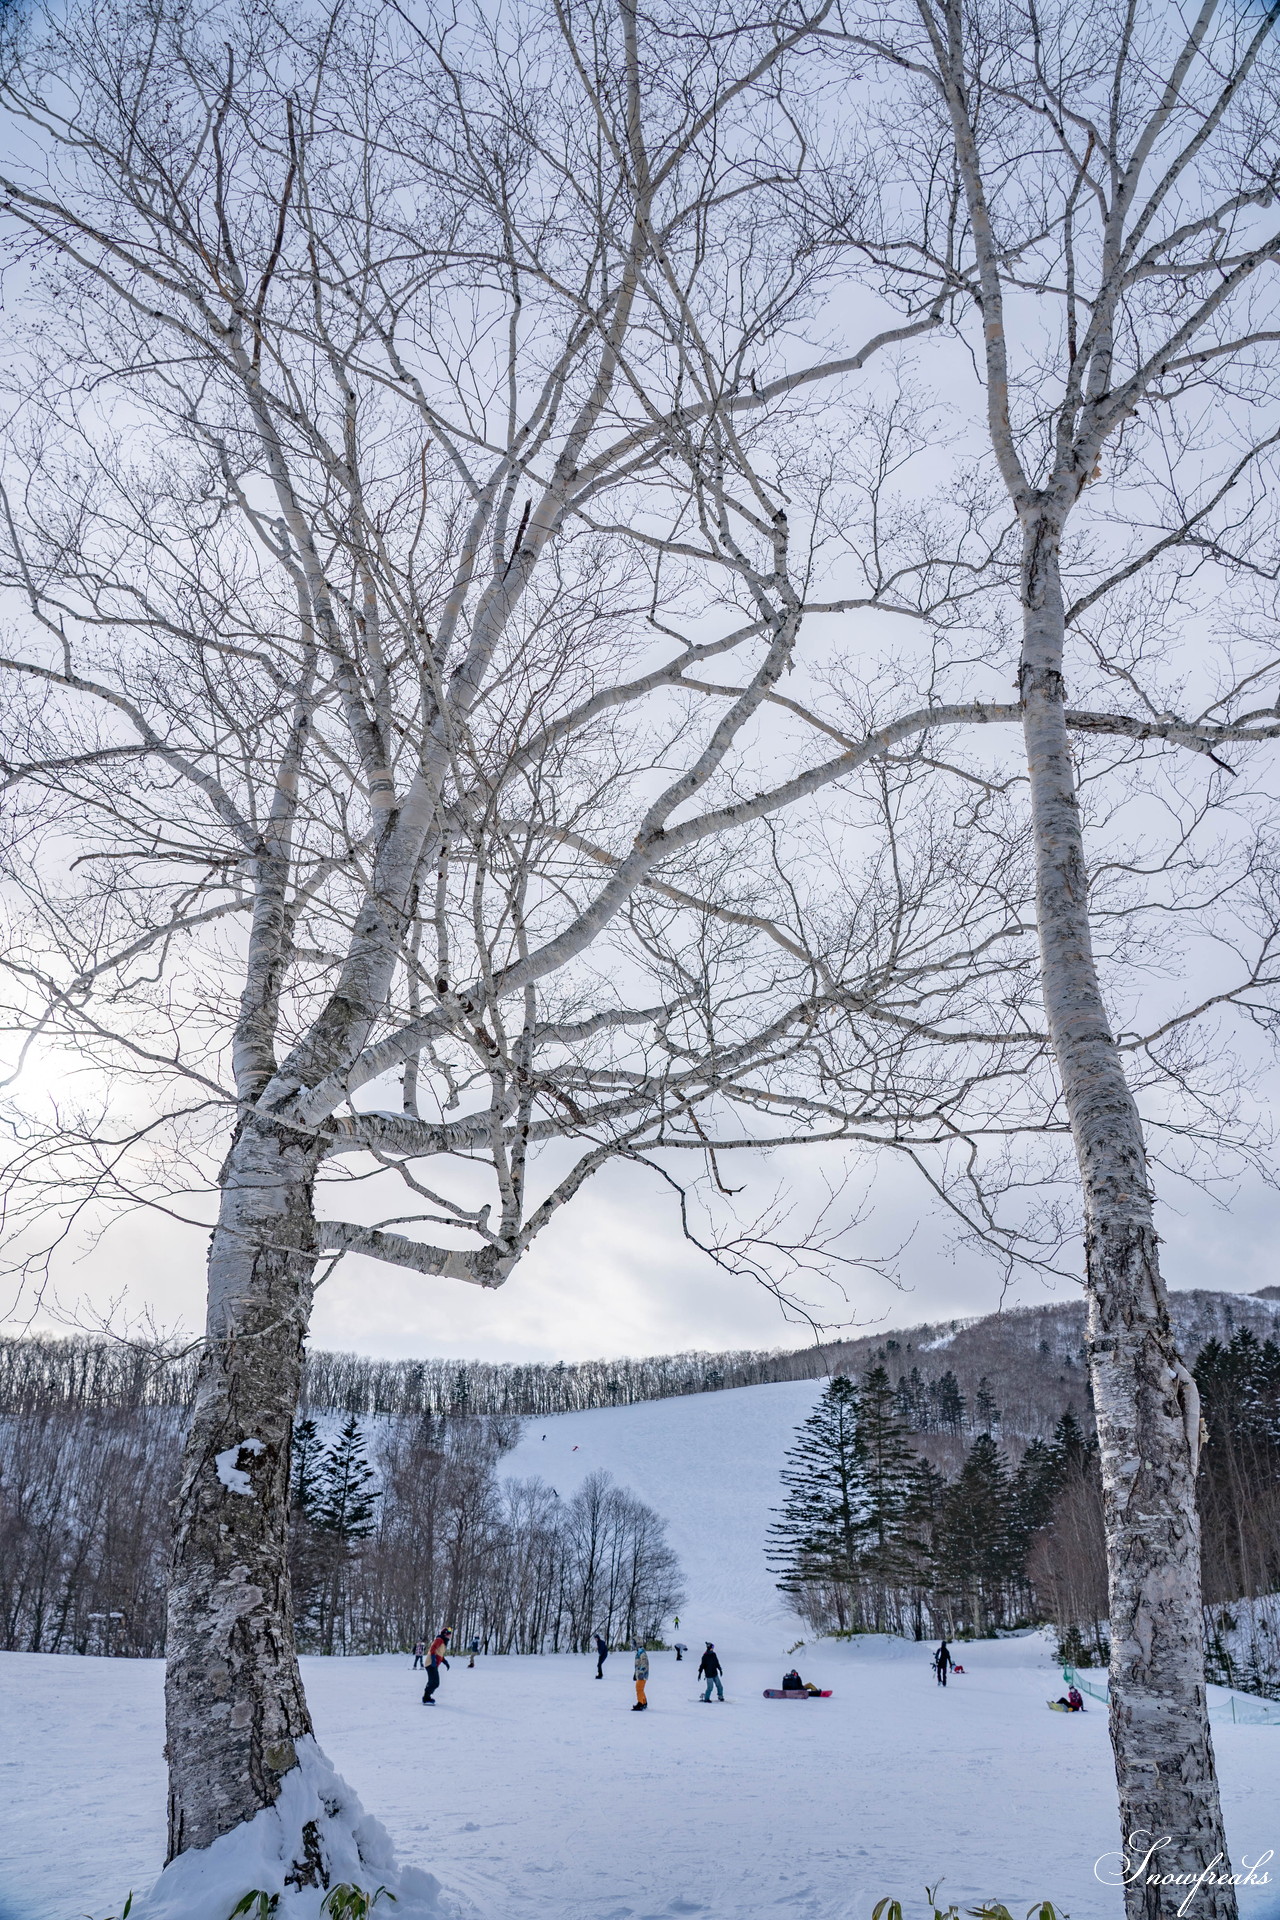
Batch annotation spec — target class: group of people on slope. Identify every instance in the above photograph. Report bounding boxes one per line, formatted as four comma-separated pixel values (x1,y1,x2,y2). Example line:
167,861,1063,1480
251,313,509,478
597,1635,723,1708
416,1626,828,1712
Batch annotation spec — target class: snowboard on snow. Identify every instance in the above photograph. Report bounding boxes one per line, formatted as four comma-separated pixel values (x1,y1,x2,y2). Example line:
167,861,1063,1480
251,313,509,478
763,1688,832,1698
1047,1700,1085,1712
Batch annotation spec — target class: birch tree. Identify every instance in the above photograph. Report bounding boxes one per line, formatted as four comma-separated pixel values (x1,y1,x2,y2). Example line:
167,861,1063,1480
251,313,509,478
808,1,1280,1908
0,0,1066,1897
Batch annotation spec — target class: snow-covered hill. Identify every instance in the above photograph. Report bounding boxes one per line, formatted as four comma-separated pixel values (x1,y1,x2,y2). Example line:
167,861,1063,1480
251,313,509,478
500,1377,826,1641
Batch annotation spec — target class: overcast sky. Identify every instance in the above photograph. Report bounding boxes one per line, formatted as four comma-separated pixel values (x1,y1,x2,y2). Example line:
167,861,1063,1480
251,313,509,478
12,1136,1276,1364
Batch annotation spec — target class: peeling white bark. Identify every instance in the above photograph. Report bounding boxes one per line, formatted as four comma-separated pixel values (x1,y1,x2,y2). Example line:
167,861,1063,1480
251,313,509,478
165,1123,321,1863
1021,526,1233,1920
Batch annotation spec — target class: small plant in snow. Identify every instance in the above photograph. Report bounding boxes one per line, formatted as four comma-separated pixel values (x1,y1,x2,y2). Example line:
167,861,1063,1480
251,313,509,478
321,1887,397,1917
873,1892,1065,1920
226,1895,280,1919
93,1898,132,1920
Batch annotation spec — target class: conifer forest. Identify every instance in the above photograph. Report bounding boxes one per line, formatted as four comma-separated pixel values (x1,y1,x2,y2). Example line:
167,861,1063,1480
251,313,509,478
766,1331,1280,1692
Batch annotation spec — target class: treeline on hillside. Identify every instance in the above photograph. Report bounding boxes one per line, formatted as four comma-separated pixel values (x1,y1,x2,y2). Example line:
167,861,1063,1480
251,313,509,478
0,1406,682,1659
5,1286,1275,1434
0,1322,1095,1437
0,1331,835,1419
771,1332,1280,1694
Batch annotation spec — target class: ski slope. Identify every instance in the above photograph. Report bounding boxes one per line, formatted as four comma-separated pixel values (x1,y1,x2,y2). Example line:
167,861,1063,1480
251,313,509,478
500,1376,827,1640
2,1380,1279,1920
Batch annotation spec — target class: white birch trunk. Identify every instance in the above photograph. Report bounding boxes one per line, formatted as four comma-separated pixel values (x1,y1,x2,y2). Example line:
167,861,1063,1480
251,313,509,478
164,1120,321,1864
1021,522,1234,1920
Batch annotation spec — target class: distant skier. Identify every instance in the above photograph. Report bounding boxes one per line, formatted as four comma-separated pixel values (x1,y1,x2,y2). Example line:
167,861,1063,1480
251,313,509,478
698,1642,724,1702
595,1632,609,1679
467,1636,481,1669
412,1639,425,1670
422,1628,451,1704
673,1641,688,1662
933,1641,953,1687
632,1642,649,1710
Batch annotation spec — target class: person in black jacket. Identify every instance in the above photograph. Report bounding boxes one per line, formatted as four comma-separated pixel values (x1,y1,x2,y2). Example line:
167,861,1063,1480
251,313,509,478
698,1642,724,1702
933,1641,953,1687
595,1633,608,1679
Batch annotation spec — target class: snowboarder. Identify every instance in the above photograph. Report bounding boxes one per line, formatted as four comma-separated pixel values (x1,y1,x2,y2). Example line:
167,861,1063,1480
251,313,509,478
467,1636,480,1669
698,1642,724,1701
1052,1686,1085,1712
632,1642,649,1710
412,1639,425,1669
595,1632,609,1679
422,1628,451,1704
933,1641,953,1687
673,1641,688,1662
781,1667,806,1692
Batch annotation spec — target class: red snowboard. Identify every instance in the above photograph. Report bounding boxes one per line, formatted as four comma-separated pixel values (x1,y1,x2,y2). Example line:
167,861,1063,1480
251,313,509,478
763,1688,832,1698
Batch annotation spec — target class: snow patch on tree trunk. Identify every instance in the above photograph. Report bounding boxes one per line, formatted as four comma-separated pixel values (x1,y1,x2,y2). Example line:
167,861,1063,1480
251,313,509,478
134,1738,460,1918
215,1438,266,1496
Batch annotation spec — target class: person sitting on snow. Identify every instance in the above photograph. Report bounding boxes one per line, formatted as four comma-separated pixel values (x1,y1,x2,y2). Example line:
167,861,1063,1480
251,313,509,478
781,1668,806,1691
1054,1685,1085,1711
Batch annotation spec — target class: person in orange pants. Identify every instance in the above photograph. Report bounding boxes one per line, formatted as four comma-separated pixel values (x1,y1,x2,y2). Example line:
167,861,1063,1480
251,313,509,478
632,1642,649,1710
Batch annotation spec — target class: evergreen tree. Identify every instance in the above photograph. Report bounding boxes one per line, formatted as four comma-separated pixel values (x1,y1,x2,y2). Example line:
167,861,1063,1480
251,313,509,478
314,1416,380,1539
894,1366,929,1431
902,1454,946,1639
767,1377,863,1625
1050,1406,1091,1468
974,1377,1000,1432
933,1370,966,1434
856,1365,924,1595
290,1415,325,1518
935,1433,1021,1634
770,1368,926,1633
1012,1435,1062,1544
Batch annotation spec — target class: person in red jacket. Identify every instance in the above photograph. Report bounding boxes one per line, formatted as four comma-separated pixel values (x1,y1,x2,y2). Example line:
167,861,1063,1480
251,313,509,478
422,1628,451,1704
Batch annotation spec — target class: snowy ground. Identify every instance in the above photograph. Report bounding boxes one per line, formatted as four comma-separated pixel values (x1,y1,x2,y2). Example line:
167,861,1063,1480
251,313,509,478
3,1383,1279,1920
